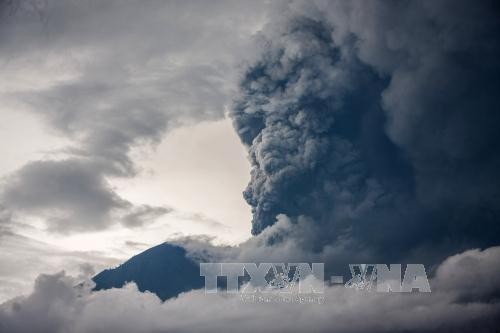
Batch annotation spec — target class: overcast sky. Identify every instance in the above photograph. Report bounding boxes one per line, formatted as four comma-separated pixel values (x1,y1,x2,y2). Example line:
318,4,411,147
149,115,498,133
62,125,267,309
1,1,500,332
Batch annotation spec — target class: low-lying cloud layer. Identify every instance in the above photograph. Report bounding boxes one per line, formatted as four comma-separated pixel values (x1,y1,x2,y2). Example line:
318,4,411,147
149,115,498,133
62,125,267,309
1,246,499,333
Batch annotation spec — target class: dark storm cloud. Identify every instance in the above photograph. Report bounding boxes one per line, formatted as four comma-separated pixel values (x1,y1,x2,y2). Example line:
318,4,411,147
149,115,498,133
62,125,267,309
321,0,500,210
231,0,500,264
1,246,499,333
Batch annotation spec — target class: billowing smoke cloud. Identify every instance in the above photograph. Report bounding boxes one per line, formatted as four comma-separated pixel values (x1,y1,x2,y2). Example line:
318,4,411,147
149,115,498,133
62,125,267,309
232,15,383,235
231,0,500,264
1,246,500,333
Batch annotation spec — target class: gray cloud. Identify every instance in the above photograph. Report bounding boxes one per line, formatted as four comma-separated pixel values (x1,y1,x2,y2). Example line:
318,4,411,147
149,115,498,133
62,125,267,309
0,159,175,231
1,246,499,333
123,240,149,250
0,0,269,232
433,246,500,302
122,206,172,229
1,159,129,232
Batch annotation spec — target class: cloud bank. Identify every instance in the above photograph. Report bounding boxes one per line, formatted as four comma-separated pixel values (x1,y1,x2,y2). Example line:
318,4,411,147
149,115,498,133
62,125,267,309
1,246,499,333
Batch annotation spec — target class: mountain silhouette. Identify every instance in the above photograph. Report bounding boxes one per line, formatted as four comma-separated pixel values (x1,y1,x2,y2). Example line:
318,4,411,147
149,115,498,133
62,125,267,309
93,243,204,300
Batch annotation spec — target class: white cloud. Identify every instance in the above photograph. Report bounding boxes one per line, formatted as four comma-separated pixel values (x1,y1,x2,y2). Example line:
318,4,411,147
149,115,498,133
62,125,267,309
1,246,499,333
